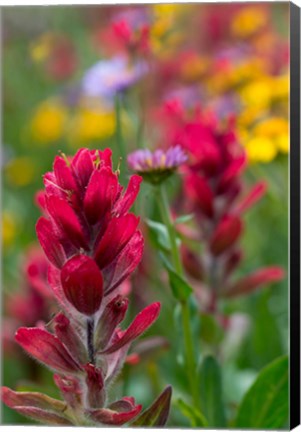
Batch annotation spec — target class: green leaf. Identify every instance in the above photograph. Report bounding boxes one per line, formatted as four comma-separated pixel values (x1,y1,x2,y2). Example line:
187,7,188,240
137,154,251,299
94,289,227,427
146,219,171,252
175,214,194,224
235,355,288,428
175,398,208,427
131,386,172,426
200,355,226,427
159,252,193,301
200,312,224,345
168,269,193,301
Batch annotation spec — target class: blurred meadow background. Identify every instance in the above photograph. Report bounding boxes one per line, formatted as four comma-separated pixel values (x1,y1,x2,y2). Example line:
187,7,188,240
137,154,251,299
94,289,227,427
2,2,289,426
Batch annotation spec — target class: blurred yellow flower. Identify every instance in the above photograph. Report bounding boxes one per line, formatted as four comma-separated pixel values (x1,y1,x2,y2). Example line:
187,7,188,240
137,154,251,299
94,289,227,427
245,136,277,163
276,134,289,153
254,117,288,137
231,6,268,38
150,3,186,56
30,100,68,143
240,78,273,109
272,75,289,101
254,117,289,154
5,156,36,187
180,56,209,82
68,108,116,143
152,4,185,18
207,58,267,95
2,211,18,248
238,106,267,128
29,32,54,63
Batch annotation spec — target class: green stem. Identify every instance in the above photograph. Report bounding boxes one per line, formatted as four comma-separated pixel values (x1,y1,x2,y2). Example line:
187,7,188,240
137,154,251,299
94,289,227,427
114,92,127,184
158,184,200,409
158,185,182,275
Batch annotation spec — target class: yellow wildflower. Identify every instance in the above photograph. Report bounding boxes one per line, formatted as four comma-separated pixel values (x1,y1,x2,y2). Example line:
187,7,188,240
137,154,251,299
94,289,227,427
276,134,289,153
30,100,68,144
231,6,268,38
254,117,289,154
245,136,277,163
152,4,185,18
271,75,289,101
68,108,116,144
254,117,288,137
207,58,267,96
240,78,274,110
180,56,209,82
2,211,18,248
5,156,36,187
237,106,267,128
29,32,55,63
150,3,186,56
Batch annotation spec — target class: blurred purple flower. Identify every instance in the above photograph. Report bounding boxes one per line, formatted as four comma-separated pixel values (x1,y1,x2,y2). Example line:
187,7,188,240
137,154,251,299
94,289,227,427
112,7,149,30
82,56,148,101
128,146,187,185
164,86,204,110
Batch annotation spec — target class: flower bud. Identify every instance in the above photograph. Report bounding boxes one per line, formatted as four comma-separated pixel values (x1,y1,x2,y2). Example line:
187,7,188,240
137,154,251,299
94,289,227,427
61,255,103,316
95,295,129,351
84,363,106,408
210,215,243,256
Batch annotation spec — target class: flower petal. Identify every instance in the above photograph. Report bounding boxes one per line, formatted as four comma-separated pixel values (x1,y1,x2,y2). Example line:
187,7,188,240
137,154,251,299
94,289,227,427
36,217,66,268
84,364,106,408
48,265,74,314
101,302,161,354
210,215,243,256
84,167,119,225
53,156,78,192
218,153,247,192
46,195,88,249
95,295,129,350
186,173,214,218
54,313,88,363
12,407,73,425
61,255,103,316
87,402,142,425
15,327,82,374
222,267,284,298
71,148,94,190
113,175,142,217
53,375,82,411
102,231,144,295
1,386,66,412
235,181,267,214
94,214,139,269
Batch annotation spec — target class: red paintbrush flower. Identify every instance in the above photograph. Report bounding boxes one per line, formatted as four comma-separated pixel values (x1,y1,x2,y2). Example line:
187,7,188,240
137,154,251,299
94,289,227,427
36,148,143,315
2,148,172,427
160,102,284,311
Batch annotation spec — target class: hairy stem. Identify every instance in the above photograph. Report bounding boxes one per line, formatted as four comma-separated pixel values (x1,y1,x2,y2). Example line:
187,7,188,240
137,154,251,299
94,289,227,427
87,318,95,365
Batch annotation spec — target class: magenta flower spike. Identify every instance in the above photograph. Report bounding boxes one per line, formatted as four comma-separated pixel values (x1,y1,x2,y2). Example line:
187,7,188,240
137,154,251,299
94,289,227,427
2,148,172,427
35,148,144,312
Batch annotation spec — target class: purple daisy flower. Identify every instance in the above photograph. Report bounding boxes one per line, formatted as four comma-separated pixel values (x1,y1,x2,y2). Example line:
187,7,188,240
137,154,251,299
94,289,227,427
127,145,188,185
82,55,148,102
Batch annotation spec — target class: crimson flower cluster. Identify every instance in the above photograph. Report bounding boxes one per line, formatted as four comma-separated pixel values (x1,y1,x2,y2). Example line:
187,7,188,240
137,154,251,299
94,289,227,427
165,105,284,310
2,148,169,427
3,247,52,357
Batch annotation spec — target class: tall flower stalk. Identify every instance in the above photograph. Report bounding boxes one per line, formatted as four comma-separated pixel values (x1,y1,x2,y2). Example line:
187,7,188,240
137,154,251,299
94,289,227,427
158,183,200,409
174,111,285,313
128,146,200,408
1,148,172,427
